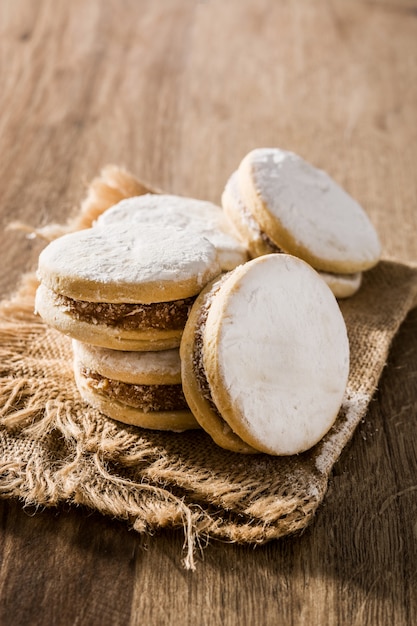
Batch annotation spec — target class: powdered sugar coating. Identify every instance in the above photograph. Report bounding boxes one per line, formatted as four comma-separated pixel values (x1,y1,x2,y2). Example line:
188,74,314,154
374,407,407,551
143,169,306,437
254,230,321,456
37,223,221,303
315,388,370,474
206,254,350,455
96,194,247,271
73,339,181,384
239,148,381,272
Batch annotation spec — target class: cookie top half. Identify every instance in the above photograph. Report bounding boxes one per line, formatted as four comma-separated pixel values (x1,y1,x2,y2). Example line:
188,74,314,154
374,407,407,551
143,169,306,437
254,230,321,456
72,340,182,385
96,194,247,271
202,254,350,455
238,148,381,274
37,224,221,303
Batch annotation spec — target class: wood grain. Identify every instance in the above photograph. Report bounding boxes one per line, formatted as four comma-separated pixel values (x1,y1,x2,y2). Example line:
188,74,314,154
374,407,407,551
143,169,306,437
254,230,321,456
0,1,416,624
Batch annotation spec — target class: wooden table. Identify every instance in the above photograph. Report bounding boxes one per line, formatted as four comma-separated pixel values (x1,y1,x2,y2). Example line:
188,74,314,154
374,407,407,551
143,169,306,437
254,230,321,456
1,1,416,624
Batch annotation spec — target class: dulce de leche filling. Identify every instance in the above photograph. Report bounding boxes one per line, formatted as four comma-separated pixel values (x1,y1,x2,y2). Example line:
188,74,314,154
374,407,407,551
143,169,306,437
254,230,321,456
82,367,188,412
54,291,195,330
236,193,282,253
191,277,232,426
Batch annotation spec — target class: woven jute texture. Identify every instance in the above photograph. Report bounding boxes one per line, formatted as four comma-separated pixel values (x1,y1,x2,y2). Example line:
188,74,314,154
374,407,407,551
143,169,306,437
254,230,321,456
1,167,417,569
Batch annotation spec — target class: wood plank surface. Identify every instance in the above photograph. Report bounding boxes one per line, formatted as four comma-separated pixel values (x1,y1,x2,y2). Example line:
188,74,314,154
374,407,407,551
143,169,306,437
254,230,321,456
0,1,416,624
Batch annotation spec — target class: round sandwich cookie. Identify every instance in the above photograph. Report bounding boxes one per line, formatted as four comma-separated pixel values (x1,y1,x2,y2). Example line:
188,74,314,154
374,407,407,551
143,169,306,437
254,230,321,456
233,147,381,275
222,169,363,299
180,254,350,456
96,193,248,271
73,340,199,431
35,224,221,351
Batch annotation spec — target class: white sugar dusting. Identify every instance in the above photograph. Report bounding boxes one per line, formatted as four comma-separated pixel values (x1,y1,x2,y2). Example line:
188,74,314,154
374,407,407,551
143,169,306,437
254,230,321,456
242,148,381,270
73,340,181,378
210,255,350,456
37,223,221,296
315,388,370,474
96,194,247,271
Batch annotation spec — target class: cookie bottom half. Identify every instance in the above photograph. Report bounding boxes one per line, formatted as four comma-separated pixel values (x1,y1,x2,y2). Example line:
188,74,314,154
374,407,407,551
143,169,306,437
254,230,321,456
36,284,186,351
74,367,199,432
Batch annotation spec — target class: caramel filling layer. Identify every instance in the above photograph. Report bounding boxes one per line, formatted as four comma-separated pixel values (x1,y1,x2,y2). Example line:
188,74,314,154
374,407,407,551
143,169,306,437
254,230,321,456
259,230,282,252
237,196,282,252
55,292,195,330
191,277,230,424
82,368,188,412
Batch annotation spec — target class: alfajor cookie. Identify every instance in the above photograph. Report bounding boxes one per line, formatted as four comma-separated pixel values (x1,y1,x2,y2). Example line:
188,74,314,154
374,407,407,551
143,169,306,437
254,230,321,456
73,340,199,431
222,168,364,299
234,148,381,275
35,224,221,351
180,254,350,456
96,193,248,271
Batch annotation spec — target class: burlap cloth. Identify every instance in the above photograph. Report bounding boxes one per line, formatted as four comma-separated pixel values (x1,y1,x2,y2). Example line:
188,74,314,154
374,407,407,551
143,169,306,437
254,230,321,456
1,167,417,569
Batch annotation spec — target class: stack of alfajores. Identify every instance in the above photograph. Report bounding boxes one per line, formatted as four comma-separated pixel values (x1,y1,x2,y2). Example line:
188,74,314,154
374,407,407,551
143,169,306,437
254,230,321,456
35,148,381,455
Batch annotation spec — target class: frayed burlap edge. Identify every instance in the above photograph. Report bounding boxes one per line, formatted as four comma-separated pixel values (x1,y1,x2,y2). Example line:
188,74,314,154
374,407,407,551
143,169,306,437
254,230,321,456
2,166,417,569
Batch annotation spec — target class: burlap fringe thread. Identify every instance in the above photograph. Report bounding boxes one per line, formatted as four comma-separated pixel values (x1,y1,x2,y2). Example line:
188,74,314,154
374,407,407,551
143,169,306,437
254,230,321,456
1,166,417,569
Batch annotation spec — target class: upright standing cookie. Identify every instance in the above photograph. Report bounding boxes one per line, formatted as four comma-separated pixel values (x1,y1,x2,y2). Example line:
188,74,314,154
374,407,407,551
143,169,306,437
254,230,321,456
35,224,221,351
236,148,381,274
222,164,365,298
181,254,350,455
